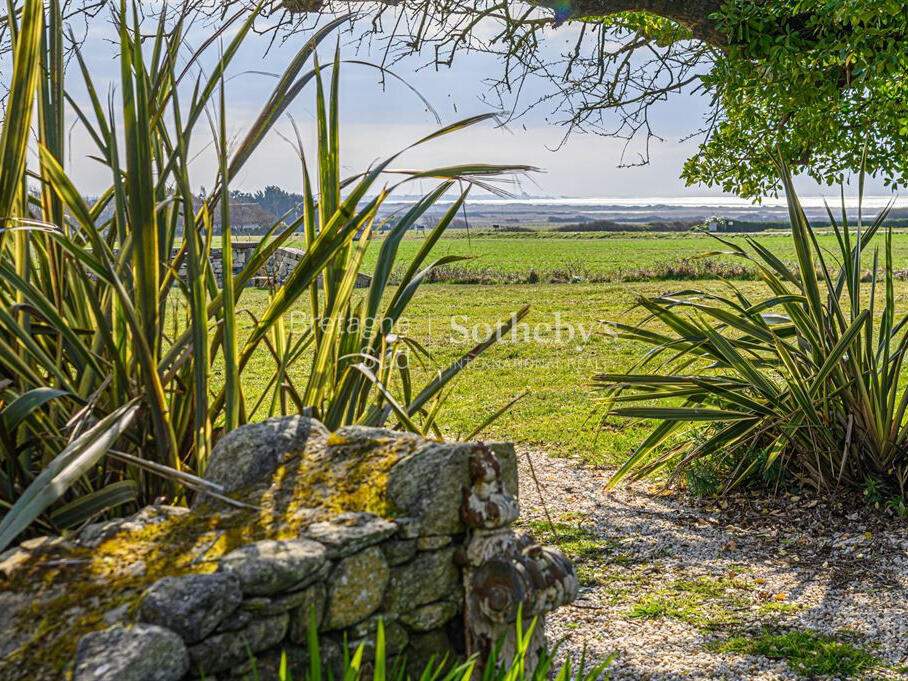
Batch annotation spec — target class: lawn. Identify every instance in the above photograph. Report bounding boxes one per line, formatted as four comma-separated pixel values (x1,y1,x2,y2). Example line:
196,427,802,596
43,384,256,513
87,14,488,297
226,265,908,465
224,225,908,465
221,280,711,463
259,229,908,283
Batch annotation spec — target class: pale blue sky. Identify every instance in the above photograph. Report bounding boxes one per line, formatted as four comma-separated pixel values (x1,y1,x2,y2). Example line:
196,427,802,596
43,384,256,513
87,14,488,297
43,9,893,199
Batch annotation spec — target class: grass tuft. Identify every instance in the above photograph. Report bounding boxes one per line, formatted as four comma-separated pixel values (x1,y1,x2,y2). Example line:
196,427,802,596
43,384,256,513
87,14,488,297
711,629,877,678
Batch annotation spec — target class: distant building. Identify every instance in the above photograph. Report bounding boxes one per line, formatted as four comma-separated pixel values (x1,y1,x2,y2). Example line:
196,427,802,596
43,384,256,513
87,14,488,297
707,216,735,233
213,202,279,235
191,198,279,235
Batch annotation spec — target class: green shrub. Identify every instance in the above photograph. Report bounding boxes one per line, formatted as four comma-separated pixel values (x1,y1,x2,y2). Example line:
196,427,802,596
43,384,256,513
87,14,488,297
597,158,908,501
681,440,787,497
0,0,530,551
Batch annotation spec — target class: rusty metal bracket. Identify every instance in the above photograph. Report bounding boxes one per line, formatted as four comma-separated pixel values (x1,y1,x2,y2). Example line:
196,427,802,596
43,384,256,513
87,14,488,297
460,444,578,672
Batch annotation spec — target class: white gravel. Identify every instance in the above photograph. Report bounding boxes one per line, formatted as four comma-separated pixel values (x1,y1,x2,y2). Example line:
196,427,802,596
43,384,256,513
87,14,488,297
515,448,908,680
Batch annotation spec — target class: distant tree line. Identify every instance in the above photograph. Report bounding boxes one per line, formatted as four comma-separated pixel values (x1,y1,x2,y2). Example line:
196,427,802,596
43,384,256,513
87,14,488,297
229,186,303,223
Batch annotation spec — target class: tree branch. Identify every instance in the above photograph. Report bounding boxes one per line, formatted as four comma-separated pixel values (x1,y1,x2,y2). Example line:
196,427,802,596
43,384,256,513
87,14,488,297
283,0,728,44
537,1,725,43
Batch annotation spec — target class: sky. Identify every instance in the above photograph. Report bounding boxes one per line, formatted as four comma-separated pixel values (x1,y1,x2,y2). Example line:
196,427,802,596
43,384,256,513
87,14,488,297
24,7,897,199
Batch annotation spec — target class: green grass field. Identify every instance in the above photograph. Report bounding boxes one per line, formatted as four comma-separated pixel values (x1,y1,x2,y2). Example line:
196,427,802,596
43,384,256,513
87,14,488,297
224,282,651,464
266,230,908,283
227,229,908,466
229,278,908,465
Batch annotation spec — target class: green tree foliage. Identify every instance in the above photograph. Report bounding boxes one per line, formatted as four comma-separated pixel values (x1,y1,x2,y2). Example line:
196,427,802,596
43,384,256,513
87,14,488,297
685,0,908,196
230,185,304,222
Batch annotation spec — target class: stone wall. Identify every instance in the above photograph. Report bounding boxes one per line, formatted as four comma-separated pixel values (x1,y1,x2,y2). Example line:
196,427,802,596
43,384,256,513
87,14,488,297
0,418,576,681
173,243,372,288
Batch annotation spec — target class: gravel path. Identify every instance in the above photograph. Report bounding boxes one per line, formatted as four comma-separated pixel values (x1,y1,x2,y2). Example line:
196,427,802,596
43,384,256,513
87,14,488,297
515,448,908,680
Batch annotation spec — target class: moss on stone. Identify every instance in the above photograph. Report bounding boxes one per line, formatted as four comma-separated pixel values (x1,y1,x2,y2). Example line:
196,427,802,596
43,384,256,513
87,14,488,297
0,430,421,681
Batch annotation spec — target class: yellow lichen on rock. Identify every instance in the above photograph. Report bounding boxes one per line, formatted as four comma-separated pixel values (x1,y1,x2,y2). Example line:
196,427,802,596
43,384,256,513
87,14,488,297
0,426,421,681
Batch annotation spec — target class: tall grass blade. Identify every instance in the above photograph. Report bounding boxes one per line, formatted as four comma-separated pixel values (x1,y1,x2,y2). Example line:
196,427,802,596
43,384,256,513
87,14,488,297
0,401,140,552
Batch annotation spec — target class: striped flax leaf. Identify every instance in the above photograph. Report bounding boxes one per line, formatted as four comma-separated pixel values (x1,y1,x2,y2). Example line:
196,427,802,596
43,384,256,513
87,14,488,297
602,160,908,498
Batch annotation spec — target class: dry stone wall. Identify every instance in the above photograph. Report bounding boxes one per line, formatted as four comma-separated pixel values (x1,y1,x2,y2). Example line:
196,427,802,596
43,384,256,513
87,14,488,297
172,243,371,288
0,417,576,681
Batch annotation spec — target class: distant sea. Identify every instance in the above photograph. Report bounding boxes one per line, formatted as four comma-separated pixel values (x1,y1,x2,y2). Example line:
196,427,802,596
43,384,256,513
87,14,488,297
381,194,908,226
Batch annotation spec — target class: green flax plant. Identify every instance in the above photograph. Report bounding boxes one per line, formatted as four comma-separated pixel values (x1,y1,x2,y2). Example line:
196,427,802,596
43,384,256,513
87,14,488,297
0,0,531,551
237,613,612,681
598,158,908,501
